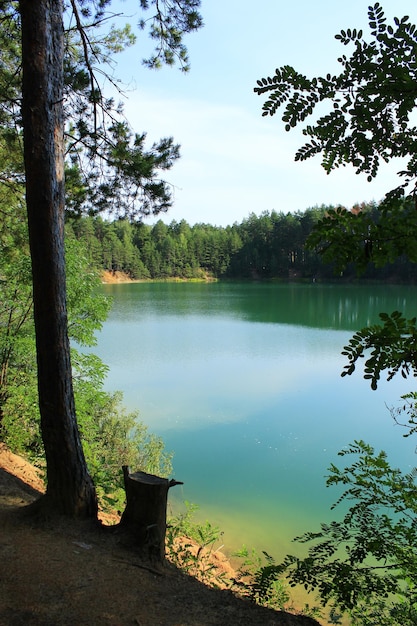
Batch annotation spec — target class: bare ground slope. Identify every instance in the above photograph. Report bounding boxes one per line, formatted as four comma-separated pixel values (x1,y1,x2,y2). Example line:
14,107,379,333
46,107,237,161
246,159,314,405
0,445,321,626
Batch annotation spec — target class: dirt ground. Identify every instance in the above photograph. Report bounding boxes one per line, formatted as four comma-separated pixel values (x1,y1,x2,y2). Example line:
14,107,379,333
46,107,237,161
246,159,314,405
0,444,322,626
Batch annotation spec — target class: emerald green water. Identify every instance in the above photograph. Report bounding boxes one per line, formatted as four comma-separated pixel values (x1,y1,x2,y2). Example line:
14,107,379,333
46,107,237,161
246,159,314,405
93,282,417,558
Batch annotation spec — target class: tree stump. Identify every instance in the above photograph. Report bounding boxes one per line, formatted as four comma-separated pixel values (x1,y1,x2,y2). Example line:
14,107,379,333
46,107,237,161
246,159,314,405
120,466,183,563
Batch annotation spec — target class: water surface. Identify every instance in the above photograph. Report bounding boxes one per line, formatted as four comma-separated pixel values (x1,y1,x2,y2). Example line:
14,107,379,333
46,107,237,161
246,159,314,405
93,282,417,556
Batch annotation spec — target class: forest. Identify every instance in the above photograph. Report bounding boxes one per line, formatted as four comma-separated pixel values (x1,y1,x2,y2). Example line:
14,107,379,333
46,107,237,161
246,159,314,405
3,0,417,623
68,202,417,282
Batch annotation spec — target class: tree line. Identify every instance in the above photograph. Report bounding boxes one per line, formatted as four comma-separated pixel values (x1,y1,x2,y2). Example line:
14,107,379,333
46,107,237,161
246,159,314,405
69,202,417,282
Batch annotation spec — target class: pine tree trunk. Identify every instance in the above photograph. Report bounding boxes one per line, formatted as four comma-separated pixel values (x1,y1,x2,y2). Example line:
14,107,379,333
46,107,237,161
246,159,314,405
19,0,97,518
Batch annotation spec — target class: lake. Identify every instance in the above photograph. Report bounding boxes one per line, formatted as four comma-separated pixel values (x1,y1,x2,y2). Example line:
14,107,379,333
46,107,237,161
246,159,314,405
93,281,417,559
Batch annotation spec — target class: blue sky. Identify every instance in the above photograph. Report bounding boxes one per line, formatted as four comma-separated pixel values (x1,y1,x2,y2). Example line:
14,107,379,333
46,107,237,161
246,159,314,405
106,1,416,226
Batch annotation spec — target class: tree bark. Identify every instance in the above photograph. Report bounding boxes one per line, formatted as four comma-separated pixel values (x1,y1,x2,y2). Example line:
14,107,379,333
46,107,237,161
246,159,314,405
19,0,97,518
120,467,183,563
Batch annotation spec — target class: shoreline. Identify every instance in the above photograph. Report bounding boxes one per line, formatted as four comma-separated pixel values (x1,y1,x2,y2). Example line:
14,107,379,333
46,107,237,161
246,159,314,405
100,270,414,287
100,270,217,284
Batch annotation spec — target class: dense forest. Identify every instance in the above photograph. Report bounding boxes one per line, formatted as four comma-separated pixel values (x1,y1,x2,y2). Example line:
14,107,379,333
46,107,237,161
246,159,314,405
68,202,417,282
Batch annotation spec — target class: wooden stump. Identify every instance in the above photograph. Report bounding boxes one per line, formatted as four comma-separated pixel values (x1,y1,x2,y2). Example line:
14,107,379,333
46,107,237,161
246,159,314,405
120,466,182,563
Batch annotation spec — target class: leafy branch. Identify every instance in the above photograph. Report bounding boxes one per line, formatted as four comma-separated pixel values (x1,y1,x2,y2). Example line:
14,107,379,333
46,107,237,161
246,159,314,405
138,0,203,71
254,441,417,623
255,3,417,203
341,310,417,390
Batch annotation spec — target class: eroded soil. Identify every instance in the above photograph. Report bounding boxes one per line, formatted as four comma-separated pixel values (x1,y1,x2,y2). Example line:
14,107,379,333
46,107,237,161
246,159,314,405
0,444,321,626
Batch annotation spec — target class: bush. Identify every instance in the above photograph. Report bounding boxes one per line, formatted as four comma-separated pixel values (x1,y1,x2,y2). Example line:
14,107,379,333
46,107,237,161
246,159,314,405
257,440,417,625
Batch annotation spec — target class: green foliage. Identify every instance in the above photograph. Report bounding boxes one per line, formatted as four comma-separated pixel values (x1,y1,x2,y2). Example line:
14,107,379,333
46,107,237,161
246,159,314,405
0,1,203,221
233,546,292,611
0,3,21,131
1,0,200,518
1,378,41,456
256,5,417,278
0,181,35,428
71,207,417,282
341,310,417,390
72,349,173,508
255,4,417,202
258,441,417,625
60,0,201,217
65,237,112,346
166,502,229,587
75,385,173,511
65,120,182,219
306,200,417,276
137,0,203,71
166,504,323,618
391,392,417,438
0,208,172,510
70,206,417,281
255,9,417,623
231,545,323,618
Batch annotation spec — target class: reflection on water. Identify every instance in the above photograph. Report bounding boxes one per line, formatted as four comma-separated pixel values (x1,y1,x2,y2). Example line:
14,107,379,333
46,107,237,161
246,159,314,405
94,282,417,558
102,281,417,330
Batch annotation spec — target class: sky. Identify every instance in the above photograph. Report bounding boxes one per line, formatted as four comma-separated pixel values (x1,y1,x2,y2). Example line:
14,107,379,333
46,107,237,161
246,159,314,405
104,1,416,227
